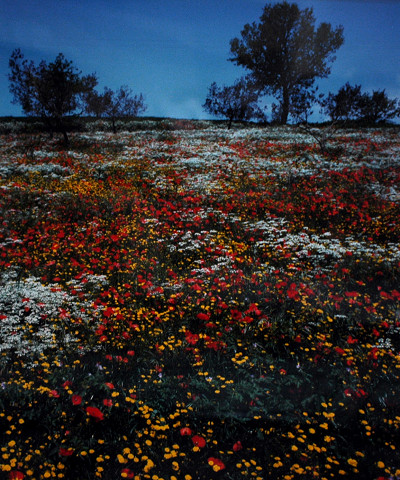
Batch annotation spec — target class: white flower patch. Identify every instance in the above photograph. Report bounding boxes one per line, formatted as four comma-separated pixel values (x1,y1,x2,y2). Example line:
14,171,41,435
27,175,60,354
244,213,400,271
0,270,98,363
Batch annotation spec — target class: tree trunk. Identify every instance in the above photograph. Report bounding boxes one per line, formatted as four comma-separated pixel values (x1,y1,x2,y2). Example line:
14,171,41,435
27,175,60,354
62,129,69,145
42,116,54,139
280,86,290,124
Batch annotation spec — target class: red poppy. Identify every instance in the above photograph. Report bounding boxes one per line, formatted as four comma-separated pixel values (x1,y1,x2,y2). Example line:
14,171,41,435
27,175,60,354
105,382,115,389
185,330,199,345
59,447,74,456
334,346,346,355
180,427,192,436
347,336,358,344
208,457,226,471
9,472,24,480
197,312,210,321
345,291,359,298
49,390,60,398
86,406,104,421
71,395,82,406
103,398,113,407
233,441,243,451
103,307,115,317
191,435,206,448
121,468,134,479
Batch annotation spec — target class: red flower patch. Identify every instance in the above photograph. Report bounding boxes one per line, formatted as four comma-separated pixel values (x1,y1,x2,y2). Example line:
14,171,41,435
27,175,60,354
208,457,226,471
71,394,82,406
191,435,206,448
59,447,74,456
86,406,104,421
9,472,24,480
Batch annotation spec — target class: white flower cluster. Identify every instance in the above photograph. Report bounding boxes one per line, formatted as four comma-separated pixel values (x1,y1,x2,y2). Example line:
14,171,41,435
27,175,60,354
0,270,99,363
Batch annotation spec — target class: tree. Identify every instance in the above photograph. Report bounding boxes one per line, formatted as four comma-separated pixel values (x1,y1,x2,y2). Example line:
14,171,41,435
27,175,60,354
358,89,399,124
202,78,265,128
85,85,146,133
9,49,97,144
289,85,323,124
229,2,344,124
322,83,363,122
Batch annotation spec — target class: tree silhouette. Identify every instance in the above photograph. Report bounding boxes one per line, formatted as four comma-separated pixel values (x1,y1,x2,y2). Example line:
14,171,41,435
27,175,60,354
359,90,399,124
229,2,344,124
322,83,363,122
85,85,146,133
203,78,265,128
8,49,97,144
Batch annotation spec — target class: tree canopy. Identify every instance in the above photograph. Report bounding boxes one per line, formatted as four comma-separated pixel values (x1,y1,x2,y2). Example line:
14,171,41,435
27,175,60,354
85,86,146,133
203,78,265,128
229,1,344,124
8,49,97,143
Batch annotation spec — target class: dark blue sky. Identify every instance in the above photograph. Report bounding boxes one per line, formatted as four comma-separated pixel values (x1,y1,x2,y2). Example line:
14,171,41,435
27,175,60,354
1,0,399,120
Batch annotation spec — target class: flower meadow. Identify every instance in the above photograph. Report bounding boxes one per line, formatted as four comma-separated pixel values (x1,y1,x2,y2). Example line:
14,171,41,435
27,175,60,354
0,122,399,480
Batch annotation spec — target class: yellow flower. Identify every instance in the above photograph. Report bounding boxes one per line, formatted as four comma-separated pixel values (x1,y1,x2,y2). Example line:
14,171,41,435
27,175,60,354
377,461,385,469
347,458,358,467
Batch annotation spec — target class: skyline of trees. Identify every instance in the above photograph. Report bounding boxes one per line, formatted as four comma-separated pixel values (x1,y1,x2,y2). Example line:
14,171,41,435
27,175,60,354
7,2,400,128
85,86,147,133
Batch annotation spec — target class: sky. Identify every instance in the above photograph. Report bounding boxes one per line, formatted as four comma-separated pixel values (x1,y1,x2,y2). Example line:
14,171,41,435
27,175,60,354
0,0,399,120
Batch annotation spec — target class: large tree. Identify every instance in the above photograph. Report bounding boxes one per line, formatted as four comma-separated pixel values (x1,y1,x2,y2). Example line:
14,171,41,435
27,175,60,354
9,49,97,143
229,2,344,124
85,85,146,133
203,78,265,128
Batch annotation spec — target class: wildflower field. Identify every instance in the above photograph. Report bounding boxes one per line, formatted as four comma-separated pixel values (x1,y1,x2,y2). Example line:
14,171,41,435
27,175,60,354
0,121,399,480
